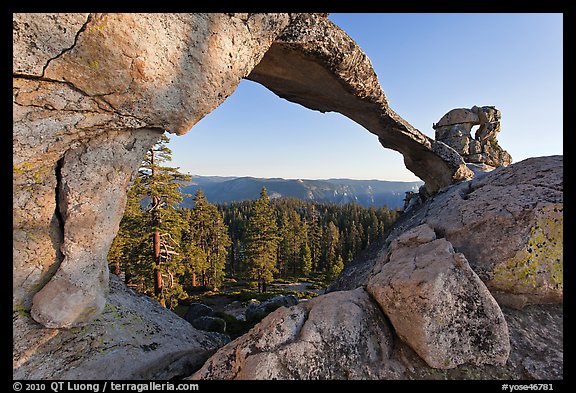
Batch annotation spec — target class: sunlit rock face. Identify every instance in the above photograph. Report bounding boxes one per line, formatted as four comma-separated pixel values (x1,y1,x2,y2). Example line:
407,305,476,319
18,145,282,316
433,106,512,172
13,13,293,328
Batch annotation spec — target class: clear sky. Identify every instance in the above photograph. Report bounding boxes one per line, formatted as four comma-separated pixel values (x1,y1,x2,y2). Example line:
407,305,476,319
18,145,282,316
168,13,563,182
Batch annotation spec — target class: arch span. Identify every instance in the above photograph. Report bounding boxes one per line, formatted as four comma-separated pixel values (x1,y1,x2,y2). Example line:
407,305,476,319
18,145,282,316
247,14,473,194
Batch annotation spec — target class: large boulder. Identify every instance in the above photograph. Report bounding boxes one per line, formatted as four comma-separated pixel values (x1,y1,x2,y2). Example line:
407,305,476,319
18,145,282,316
191,288,399,379
367,224,510,369
423,156,563,309
191,316,227,334
13,275,227,380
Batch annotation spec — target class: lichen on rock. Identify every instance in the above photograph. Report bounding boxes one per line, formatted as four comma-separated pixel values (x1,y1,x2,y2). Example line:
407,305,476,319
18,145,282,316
489,204,563,309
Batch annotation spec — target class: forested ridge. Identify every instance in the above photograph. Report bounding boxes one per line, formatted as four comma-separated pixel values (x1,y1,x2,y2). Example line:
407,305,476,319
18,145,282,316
108,137,400,308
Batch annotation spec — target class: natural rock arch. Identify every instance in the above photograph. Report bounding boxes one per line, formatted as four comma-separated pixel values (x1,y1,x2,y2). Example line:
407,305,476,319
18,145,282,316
14,13,471,328
247,14,473,194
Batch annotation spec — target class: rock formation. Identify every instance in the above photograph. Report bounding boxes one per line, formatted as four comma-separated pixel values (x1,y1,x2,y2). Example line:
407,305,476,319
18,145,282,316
14,13,473,331
433,106,512,171
333,156,563,308
14,275,227,379
194,156,563,380
245,294,299,323
13,12,295,329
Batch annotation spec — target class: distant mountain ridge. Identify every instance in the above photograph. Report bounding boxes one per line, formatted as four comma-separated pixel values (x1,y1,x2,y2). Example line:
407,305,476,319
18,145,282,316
180,175,423,209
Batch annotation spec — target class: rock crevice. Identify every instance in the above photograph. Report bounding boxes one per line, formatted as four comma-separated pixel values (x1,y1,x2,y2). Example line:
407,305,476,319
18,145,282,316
40,14,93,77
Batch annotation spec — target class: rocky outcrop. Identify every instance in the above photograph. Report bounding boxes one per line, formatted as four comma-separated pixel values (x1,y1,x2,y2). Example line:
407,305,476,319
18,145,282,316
367,224,510,369
434,106,512,169
184,303,216,324
30,129,161,329
332,155,563,310
14,275,227,380
422,156,563,309
194,156,562,380
193,295,562,380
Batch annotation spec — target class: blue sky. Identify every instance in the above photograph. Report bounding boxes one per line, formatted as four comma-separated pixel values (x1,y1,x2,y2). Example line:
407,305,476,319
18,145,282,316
168,13,563,182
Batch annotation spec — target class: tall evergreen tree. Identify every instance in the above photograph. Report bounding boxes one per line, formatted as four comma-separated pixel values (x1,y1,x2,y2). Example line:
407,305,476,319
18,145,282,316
321,221,340,273
183,190,231,291
278,209,306,276
244,187,280,292
306,205,322,273
277,211,291,277
108,185,148,285
300,242,312,276
129,134,191,307
328,254,344,281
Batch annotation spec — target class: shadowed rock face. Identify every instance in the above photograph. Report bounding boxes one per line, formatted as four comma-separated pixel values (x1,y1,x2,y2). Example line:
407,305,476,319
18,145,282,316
13,13,471,329
14,275,228,380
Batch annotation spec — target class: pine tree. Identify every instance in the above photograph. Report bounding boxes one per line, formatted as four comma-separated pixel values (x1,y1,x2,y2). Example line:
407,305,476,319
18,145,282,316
328,254,344,281
322,221,340,273
306,205,322,273
108,185,148,286
183,190,231,291
244,187,280,292
300,242,312,276
277,211,291,277
216,198,400,281
278,209,305,276
130,134,191,307
367,208,380,246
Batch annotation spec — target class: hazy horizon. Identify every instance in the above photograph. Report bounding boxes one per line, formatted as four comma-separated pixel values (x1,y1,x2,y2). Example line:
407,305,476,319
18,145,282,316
185,173,425,183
